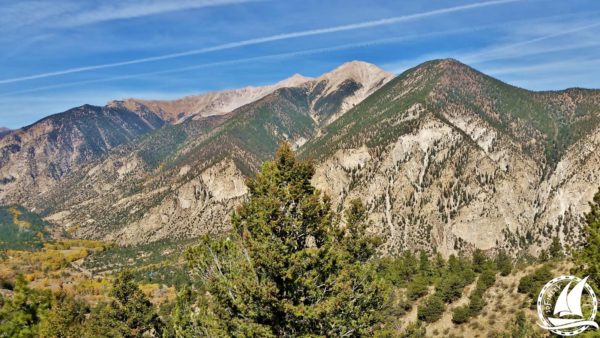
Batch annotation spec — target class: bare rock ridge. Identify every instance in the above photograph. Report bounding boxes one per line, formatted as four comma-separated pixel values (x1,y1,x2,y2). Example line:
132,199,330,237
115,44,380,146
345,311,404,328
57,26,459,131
0,127,11,138
27,61,394,245
0,61,392,207
3,58,600,258
107,60,392,125
305,59,600,255
106,75,312,123
310,60,394,119
0,105,164,203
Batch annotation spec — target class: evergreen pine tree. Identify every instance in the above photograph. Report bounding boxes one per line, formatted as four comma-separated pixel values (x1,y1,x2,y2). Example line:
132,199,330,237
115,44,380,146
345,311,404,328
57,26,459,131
85,271,163,337
495,250,512,276
417,295,445,323
471,249,487,273
418,251,431,277
549,237,563,258
342,199,382,262
39,292,88,338
0,276,51,338
577,187,600,285
178,143,390,337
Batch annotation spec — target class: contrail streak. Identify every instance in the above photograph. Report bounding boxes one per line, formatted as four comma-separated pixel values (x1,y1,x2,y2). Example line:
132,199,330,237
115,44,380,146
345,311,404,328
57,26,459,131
0,0,520,85
462,21,600,63
0,26,492,97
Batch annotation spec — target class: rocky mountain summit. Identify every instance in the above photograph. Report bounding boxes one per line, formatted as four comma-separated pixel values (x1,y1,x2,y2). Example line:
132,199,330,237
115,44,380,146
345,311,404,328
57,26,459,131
1,61,391,207
108,60,392,126
107,73,314,123
0,105,165,203
2,59,599,257
305,59,600,255
0,127,11,138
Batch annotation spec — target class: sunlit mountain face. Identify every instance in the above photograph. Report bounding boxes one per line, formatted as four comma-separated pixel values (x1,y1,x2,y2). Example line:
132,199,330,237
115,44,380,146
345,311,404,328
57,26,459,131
3,59,599,257
1,1,600,337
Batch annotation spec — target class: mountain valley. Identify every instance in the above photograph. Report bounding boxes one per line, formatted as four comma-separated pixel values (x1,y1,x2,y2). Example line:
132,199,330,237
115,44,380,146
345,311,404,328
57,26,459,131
2,59,600,258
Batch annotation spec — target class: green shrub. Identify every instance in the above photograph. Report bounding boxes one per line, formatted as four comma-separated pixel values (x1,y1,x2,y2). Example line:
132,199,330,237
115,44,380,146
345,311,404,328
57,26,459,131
472,249,488,273
478,269,496,290
517,275,533,294
400,321,426,337
468,291,486,315
451,305,471,324
377,253,419,287
417,295,446,323
498,311,543,337
438,273,466,303
407,275,429,300
517,265,552,297
495,250,512,276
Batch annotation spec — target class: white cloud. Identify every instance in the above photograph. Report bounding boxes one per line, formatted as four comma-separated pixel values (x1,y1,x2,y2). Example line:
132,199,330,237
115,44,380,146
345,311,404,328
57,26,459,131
484,58,600,76
0,25,499,97
461,21,600,64
0,2,74,31
62,0,263,27
0,0,260,30
382,18,600,74
380,14,600,91
0,0,521,85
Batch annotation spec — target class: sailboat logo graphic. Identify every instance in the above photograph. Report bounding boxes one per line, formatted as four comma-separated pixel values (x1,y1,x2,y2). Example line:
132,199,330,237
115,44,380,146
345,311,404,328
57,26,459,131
537,276,599,336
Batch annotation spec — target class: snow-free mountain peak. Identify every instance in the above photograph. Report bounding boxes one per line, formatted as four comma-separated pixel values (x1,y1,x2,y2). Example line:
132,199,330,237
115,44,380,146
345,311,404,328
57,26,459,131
303,61,394,123
275,73,314,88
319,60,393,88
106,61,392,125
3,59,600,257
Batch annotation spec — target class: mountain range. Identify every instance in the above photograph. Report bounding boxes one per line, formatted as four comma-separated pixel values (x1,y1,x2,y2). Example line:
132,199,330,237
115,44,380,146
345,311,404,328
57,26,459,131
1,59,599,256
0,127,10,138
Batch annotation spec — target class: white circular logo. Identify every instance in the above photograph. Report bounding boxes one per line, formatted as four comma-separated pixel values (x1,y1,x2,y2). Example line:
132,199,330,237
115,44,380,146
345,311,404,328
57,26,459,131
537,276,598,336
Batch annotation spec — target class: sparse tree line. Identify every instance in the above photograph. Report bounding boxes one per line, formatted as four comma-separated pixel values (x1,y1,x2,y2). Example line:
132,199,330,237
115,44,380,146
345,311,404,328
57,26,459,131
1,144,599,337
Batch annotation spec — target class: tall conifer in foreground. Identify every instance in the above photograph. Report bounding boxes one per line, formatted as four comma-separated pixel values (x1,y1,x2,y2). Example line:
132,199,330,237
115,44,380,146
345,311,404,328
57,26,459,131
85,271,164,337
577,187,600,284
178,143,390,337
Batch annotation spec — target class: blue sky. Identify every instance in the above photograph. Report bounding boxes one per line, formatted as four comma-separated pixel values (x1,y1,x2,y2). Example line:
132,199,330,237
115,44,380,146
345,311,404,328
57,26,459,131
0,0,599,129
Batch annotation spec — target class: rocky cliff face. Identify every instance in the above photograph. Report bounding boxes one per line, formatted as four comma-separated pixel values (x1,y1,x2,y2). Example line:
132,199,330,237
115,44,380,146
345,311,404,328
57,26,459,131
303,61,394,125
0,127,11,138
305,59,600,256
0,105,164,204
107,73,314,123
108,61,393,126
1,62,391,213
4,59,600,257
24,62,393,245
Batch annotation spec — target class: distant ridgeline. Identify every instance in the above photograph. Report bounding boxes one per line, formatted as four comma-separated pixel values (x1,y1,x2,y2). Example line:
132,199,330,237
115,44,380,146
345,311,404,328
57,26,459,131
0,205,49,250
